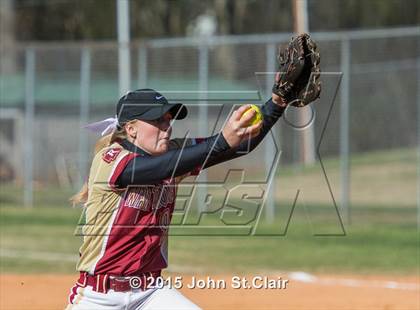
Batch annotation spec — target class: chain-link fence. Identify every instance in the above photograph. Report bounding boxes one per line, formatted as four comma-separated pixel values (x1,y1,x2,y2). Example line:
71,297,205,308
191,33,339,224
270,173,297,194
1,27,419,222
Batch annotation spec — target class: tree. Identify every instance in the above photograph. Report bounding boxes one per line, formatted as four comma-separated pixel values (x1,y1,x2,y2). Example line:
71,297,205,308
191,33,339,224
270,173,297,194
8,0,420,41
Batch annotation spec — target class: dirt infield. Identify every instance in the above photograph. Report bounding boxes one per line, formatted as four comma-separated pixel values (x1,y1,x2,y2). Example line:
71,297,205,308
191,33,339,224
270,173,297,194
1,273,418,310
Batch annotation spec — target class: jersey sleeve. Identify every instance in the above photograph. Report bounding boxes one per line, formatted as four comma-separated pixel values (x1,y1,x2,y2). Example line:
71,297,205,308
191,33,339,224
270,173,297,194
88,144,140,191
168,98,285,174
168,138,206,177
116,134,230,188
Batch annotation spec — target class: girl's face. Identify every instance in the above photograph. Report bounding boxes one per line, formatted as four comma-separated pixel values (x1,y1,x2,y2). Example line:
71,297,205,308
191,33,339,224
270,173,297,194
125,112,173,155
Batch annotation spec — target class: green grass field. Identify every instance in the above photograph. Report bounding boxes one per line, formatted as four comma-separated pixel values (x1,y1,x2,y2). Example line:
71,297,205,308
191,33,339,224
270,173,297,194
0,148,418,275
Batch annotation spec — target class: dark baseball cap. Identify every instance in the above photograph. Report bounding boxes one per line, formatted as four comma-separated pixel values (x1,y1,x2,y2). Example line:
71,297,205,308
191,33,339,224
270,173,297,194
116,88,188,124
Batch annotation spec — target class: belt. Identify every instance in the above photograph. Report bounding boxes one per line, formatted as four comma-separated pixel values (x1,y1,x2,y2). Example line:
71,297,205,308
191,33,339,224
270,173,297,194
77,271,161,293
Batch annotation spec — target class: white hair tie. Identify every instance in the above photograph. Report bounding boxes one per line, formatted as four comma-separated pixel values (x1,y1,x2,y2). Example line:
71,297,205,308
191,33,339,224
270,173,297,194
83,115,119,136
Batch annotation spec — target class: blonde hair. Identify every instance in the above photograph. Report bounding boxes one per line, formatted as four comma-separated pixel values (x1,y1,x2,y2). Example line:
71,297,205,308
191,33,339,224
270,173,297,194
69,121,136,206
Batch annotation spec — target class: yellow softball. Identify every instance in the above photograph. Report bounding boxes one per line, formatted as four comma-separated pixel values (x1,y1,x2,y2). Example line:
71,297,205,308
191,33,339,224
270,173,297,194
241,104,263,126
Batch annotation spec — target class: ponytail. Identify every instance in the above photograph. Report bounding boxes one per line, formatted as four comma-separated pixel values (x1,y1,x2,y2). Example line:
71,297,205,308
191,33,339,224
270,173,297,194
69,121,135,207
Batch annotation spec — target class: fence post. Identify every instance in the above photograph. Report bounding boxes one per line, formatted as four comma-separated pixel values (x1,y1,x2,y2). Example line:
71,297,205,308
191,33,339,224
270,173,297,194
117,0,131,96
340,38,351,225
79,47,91,186
265,43,276,223
138,44,148,88
24,48,35,208
417,55,420,230
197,44,209,212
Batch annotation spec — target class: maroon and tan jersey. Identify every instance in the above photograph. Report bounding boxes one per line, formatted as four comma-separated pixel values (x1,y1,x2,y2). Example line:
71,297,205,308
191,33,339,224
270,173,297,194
76,98,284,277
76,139,200,276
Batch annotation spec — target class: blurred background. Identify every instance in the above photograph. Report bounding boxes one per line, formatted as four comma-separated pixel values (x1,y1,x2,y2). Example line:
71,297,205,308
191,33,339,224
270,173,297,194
0,0,419,309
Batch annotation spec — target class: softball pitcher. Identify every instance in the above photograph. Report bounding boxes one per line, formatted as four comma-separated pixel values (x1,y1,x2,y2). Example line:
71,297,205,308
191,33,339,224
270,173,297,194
65,34,320,310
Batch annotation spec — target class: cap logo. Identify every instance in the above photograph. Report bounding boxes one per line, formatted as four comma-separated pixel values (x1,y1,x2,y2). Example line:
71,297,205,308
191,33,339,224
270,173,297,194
155,95,164,100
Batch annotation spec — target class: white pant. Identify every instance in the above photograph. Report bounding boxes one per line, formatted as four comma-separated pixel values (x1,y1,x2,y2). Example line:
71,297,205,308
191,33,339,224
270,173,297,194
65,285,201,310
